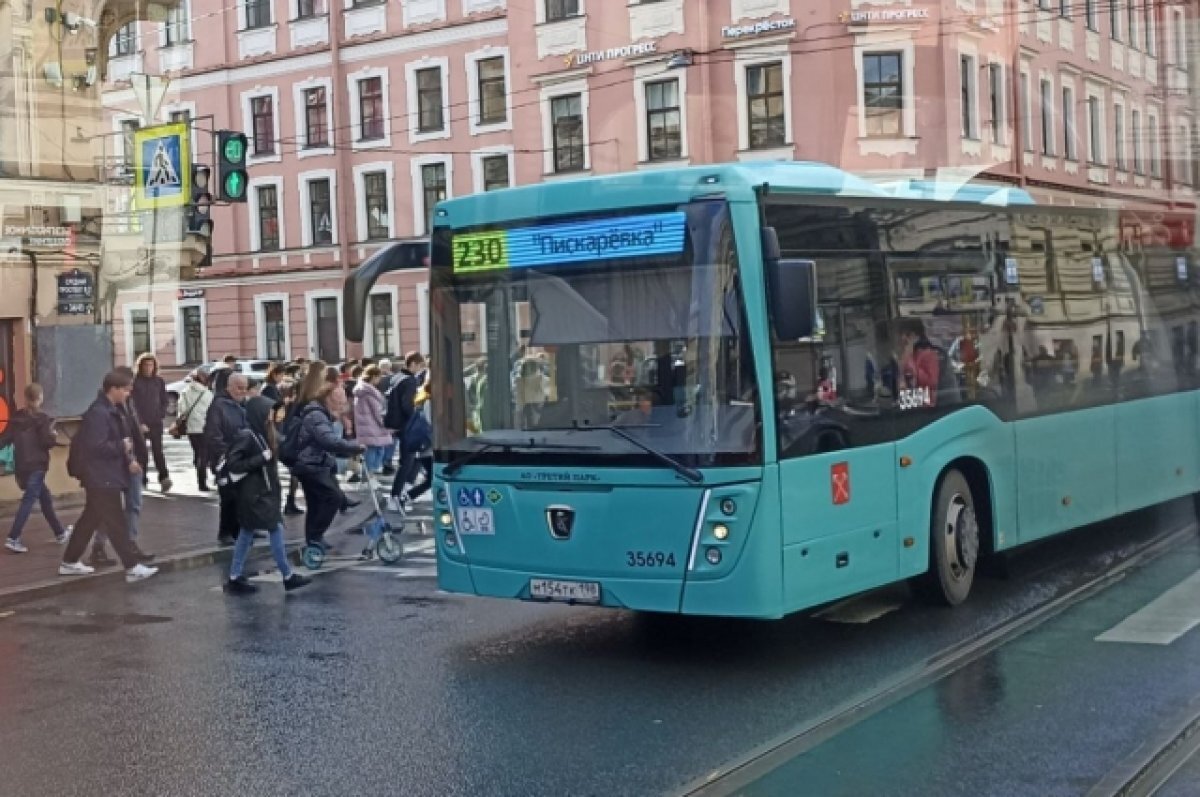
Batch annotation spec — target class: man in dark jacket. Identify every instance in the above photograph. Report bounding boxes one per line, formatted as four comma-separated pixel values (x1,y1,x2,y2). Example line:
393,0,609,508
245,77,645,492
131,353,171,491
60,370,158,582
385,352,423,504
205,369,249,546
89,367,153,567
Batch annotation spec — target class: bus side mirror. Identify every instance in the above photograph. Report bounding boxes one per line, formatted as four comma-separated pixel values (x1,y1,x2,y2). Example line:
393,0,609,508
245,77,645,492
766,247,818,341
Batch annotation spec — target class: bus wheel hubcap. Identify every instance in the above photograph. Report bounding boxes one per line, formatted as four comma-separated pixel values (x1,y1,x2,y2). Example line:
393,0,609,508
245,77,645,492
945,495,978,579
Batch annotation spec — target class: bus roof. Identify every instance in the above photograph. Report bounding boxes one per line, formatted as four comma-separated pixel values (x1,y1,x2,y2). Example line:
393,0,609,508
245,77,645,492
434,162,1035,229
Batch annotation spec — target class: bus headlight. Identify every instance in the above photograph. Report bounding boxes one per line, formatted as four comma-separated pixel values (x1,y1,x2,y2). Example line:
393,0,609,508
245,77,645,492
436,486,448,506
445,532,458,549
720,498,737,516
439,511,454,528
712,524,730,541
705,547,722,565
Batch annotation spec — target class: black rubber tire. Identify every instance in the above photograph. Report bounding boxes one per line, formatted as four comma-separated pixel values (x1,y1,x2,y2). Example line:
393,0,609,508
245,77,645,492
914,469,979,607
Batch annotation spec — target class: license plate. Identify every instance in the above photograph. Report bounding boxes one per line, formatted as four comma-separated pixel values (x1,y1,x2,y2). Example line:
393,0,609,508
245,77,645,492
455,507,495,535
529,578,601,604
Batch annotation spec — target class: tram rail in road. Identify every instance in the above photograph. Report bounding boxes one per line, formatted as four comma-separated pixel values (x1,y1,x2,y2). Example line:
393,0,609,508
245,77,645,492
674,521,1198,797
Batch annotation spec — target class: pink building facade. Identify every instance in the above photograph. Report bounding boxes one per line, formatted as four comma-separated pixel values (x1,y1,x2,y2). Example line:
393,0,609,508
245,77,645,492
101,0,1198,376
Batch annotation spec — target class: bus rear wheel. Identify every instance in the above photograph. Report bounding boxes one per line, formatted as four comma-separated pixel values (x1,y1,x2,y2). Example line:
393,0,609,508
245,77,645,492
916,469,979,607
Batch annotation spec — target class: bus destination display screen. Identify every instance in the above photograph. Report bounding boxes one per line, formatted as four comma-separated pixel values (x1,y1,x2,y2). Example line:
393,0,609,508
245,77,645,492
452,211,687,274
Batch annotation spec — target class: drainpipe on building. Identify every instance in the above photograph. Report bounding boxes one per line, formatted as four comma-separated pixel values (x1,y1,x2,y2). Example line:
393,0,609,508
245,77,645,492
697,1,713,164
329,13,359,361
1010,0,1025,187
22,243,38,378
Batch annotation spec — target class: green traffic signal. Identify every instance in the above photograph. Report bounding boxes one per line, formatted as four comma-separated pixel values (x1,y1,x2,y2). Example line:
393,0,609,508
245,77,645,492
222,137,245,163
216,130,248,203
223,171,245,200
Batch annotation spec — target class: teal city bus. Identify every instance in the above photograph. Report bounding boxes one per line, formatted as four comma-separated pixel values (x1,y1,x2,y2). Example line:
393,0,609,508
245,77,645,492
345,162,1200,619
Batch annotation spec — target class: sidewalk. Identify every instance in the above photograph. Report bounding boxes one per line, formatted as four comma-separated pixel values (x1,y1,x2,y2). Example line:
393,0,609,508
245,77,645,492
0,482,434,606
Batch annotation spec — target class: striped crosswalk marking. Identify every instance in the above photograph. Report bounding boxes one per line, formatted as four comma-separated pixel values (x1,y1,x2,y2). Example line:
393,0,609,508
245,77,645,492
1096,571,1200,645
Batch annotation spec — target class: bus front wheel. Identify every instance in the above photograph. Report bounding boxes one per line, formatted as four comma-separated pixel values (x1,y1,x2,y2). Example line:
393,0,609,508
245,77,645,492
916,469,979,607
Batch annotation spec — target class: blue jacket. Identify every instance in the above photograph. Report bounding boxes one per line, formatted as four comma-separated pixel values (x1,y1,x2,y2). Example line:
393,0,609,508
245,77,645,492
76,395,131,491
292,401,361,477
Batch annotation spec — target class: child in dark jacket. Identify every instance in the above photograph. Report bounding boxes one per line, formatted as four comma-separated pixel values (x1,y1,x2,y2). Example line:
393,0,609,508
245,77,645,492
223,396,311,594
5,384,68,552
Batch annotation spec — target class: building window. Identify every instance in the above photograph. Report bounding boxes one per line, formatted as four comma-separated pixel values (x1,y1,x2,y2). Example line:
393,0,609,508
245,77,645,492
482,155,509,191
263,301,286,360
297,0,326,18
1150,115,1162,177
251,95,275,155
1133,109,1144,172
960,55,977,139
1145,1,1155,55
364,172,390,240
551,94,585,172
863,53,903,138
1129,0,1140,50
746,63,785,149
1088,97,1103,164
1086,0,1098,30
477,57,507,126
370,294,395,356
164,2,190,45
130,309,151,358
1060,0,1070,17
1179,124,1192,184
1110,0,1122,40
416,67,444,133
120,119,140,169
304,88,328,148
988,64,1004,144
1062,86,1076,160
1174,10,1186,68
1115,103,1127,169
114,23,136,56
244,0,271,29
169,109,191,127
257,185,280,251
359,77,385,141
546,0,579,21
645,79,682,160
1021,72,1034,152
1040,79,1054,155
180,306,203,364
308,179,333,245
420,163,447,235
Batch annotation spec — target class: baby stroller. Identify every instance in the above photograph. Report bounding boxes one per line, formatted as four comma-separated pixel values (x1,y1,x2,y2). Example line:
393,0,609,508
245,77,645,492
301,464,405,570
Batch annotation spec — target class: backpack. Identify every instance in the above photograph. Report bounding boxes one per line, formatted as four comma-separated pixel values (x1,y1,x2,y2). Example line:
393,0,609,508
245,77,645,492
403,411,432,454
66,430,84,480
277,409,303,468
383,375,413,430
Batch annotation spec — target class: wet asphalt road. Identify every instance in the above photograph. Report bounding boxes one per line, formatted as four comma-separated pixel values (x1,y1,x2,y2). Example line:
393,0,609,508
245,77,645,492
1,500,1197,797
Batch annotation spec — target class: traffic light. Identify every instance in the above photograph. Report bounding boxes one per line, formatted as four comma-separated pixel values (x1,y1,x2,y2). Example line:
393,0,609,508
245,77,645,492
216,130,248,203
187,164,214,238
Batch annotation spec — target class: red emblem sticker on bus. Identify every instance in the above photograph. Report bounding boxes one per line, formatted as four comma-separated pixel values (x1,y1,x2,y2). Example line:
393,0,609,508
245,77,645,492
831,462,850,505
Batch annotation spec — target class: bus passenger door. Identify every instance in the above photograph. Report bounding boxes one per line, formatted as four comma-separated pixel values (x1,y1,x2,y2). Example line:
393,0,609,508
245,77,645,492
775,305,900,611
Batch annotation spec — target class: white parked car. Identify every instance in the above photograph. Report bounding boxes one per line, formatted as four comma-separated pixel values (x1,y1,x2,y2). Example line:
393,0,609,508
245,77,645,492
166,360,270,416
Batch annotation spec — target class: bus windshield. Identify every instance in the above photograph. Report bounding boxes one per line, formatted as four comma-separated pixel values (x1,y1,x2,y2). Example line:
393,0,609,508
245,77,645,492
429,200,760,468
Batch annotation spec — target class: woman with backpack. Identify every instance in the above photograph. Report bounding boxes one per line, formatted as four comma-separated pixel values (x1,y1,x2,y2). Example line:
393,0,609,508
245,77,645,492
223,395,311,594
282,383,364,551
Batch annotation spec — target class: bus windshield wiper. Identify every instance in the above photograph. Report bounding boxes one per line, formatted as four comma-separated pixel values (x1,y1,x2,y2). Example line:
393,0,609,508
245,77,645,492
540,422,705,485
443,435,601,477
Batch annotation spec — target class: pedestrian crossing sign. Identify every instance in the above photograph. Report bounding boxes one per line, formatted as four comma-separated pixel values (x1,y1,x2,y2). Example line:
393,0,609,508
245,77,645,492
133,123,191,209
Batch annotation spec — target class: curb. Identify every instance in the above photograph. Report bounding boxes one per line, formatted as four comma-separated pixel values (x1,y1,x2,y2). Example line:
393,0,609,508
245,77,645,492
0,515,436,608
